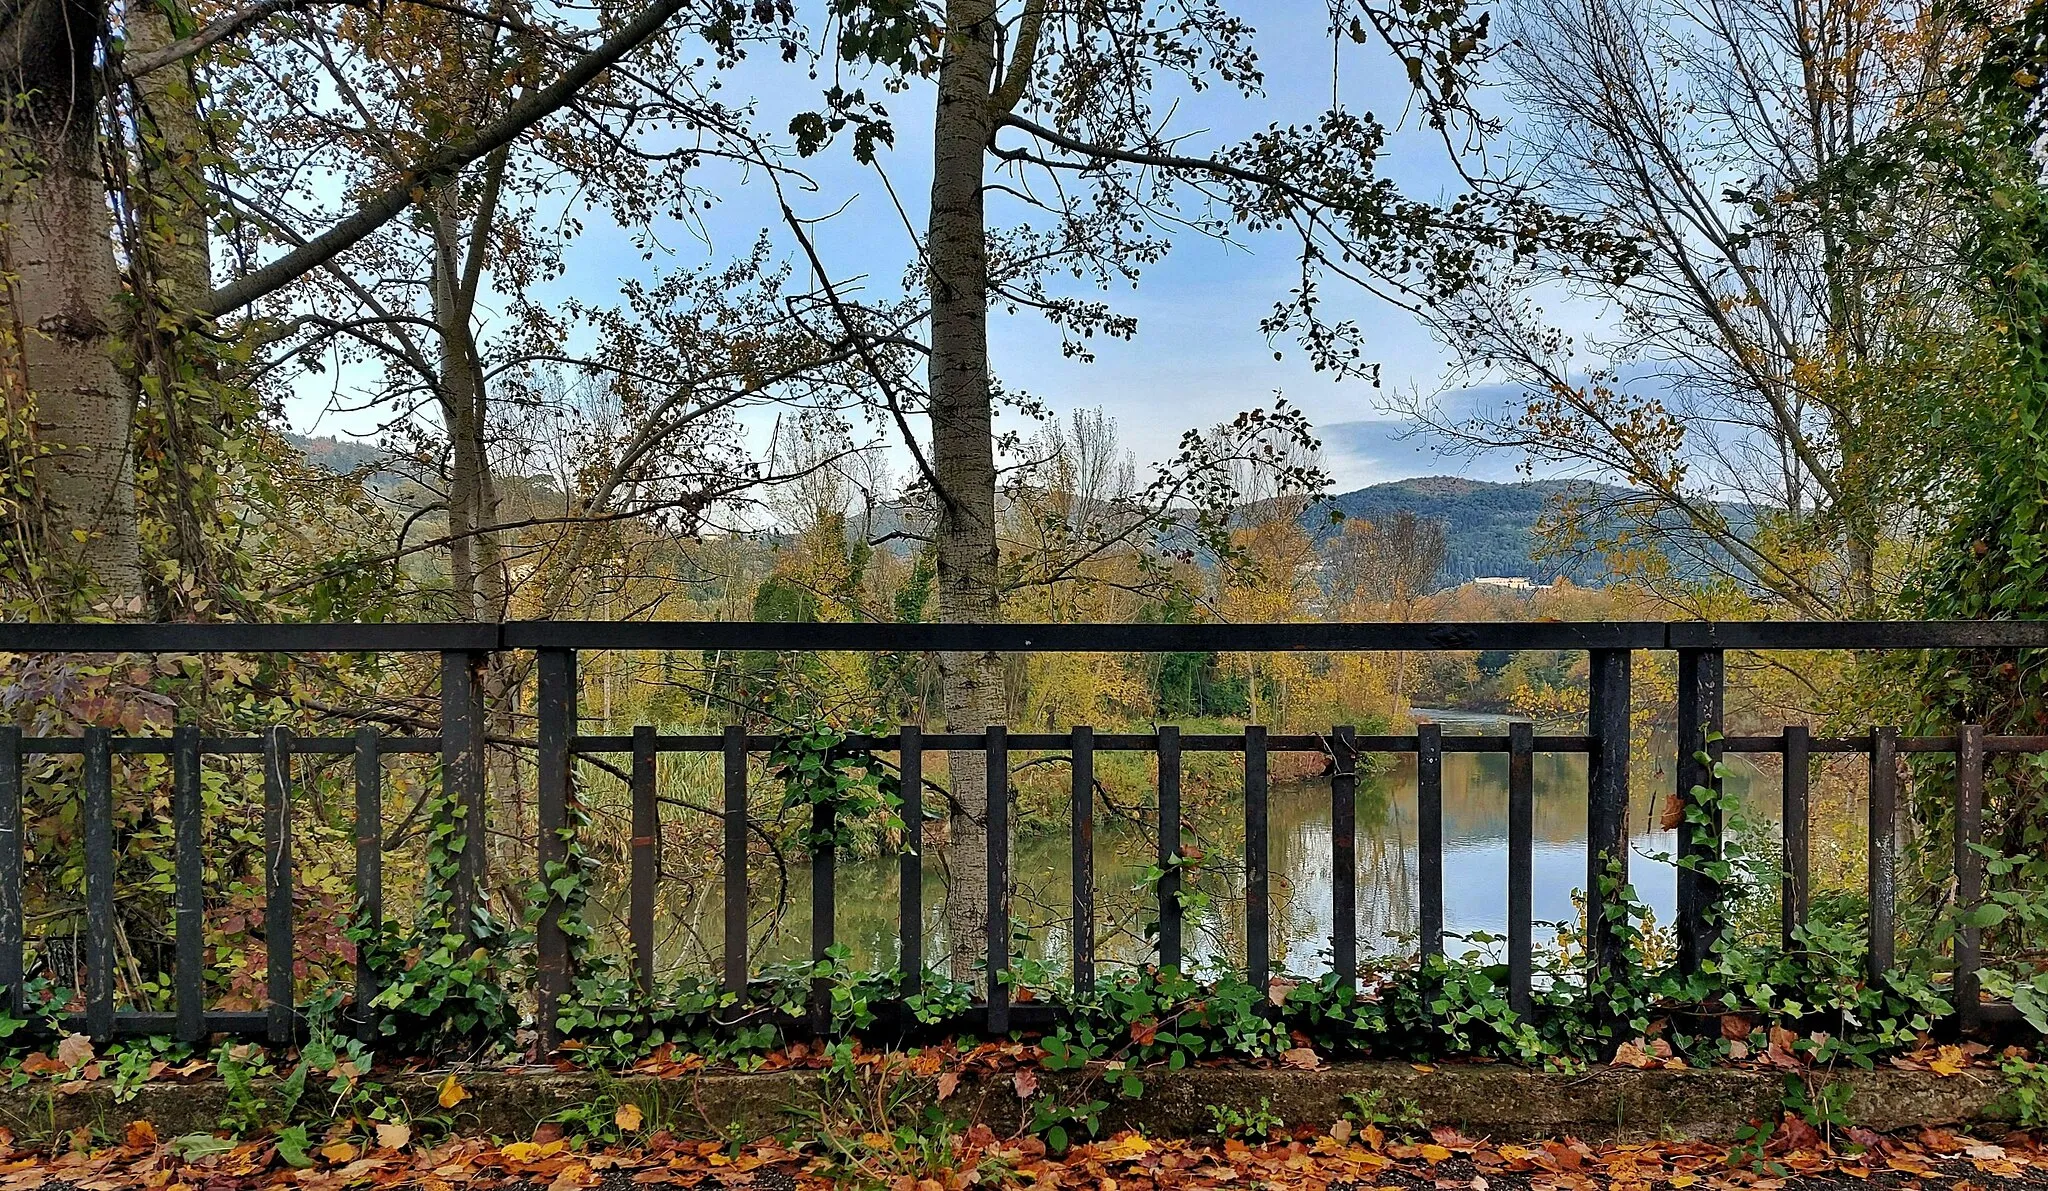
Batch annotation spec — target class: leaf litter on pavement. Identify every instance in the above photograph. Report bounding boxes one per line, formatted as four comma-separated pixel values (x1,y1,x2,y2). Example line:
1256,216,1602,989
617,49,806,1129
4,1116,2047,1191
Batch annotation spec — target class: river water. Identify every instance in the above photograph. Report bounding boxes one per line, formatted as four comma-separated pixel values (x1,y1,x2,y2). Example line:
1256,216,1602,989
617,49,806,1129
645,714,1770,982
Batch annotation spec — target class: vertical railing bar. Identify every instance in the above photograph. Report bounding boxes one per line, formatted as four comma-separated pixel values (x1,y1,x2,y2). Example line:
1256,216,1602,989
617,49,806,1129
1331,725,1358,990
631,725,657,998
1155,725,1182,976
898,725,923,994
174,726,206,1044
1780,725,1810,953
1956,723,1984,1033
1675,648,1725,974
439,650,486,940
1587,649,1632,990
1867,726,1898,985
83,726,115,1043
351,727,381,1043
1245,724,1270,990
263,725,294,1046
534,648,576,1052
0,726,22,1017
1507,720,1534,1017
1417,721,1444,962
1070,725,1095,993
809,740,837,1037
723,725,748,996
985,725,1010,1035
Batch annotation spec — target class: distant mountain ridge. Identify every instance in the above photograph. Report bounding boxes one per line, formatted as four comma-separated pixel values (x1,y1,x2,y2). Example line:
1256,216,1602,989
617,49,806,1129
1309,476,1625,584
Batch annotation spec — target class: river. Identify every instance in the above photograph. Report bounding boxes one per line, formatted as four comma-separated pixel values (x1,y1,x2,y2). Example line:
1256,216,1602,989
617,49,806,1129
640,714,1776,983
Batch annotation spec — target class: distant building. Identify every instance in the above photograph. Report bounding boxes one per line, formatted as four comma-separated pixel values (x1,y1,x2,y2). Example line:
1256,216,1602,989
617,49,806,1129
1470,576,1552,592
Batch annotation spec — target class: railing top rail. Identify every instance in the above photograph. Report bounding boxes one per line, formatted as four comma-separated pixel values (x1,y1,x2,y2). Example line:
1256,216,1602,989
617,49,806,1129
2,619,2047,653
0,623,500,653
503,619,1665,652
1665,620,2048,649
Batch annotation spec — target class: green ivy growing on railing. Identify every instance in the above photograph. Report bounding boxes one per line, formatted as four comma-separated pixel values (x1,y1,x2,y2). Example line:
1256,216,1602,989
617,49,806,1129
354,780,523,1050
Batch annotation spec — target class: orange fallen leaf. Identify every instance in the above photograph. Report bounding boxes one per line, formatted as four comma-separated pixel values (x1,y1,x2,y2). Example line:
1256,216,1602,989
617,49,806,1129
616,1102,643,1132
439,1073,469,1109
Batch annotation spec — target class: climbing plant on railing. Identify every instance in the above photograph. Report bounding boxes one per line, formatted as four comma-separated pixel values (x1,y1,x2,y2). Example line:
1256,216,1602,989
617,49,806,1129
767,719,907,852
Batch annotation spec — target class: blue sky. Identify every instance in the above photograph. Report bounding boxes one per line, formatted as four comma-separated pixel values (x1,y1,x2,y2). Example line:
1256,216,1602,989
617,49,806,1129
287,2,1565,494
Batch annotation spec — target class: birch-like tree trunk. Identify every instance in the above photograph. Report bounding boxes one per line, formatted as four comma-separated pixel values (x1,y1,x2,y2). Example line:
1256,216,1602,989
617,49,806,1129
1,0,145,604
927,0,1007,982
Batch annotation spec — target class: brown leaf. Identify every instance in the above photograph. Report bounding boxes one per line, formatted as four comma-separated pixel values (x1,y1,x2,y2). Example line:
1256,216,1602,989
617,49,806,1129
936,1072,959,1101
56,1034,93,1071
1013,1069,1039,1100
616,1102,644,1132
1720,1015,1753,1041
1280,1047,1321,1070
374,1121,411,1151
123,1120,156,1150
1611,1041,1656,1069
1659,795,1686,831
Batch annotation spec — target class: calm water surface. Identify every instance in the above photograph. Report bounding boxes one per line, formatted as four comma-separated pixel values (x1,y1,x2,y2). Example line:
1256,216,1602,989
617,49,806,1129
641,714,1771,981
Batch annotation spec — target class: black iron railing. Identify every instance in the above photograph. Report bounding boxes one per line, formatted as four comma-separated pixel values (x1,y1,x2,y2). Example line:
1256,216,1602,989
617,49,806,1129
0,619,2042,1044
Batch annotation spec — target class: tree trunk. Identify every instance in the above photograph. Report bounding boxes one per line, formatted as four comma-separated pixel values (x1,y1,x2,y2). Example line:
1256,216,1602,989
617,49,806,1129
128,0,225,610
432,192,486,621
927,0,1005,983
1,0,144,606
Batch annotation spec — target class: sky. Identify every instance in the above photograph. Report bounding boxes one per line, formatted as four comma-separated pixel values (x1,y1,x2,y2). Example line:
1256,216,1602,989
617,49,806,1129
284,1,1576,495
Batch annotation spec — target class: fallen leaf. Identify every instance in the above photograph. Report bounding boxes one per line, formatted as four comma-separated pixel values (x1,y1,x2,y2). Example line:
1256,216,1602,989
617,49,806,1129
1331,1120,1353,1143
1930,1045,1967,1077
375,1121,411,1150
56,1034,93,1071
1660,794,1685,830
1013,1069,1039,1100
439,1073,469,1109
123,1120,156,1150
1419,1144,1453,1163
1281,1047,1321,1070
616,1102,643,1132
1611,1040,1655,1069
937,1072,959,1101
320,1140,360,1163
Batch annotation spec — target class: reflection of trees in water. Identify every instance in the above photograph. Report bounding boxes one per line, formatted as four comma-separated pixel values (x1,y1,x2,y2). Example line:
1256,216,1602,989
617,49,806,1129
624,730,1785,984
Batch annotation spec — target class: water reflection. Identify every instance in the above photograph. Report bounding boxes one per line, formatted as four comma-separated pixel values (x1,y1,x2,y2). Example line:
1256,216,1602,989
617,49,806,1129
641,717,1763,982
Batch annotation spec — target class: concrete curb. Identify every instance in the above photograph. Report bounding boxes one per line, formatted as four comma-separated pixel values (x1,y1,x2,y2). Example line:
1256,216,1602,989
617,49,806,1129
0,1063,2016,1145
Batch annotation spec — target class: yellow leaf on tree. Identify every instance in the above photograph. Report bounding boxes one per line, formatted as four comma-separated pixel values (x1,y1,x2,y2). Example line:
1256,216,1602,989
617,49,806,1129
438,1073,469,1109
615,1102,643,1132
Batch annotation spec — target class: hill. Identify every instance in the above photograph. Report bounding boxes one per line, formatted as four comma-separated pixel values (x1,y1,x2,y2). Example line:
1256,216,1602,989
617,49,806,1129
1309,476,1624,584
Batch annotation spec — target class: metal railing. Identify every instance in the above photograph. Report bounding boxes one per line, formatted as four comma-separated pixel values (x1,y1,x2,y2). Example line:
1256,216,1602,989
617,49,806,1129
1,618,2042,1044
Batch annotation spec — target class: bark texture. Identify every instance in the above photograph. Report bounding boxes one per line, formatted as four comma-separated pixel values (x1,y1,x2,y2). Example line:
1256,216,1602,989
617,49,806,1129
927,0,1006,982
128,0,225,605
1,0,144,603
